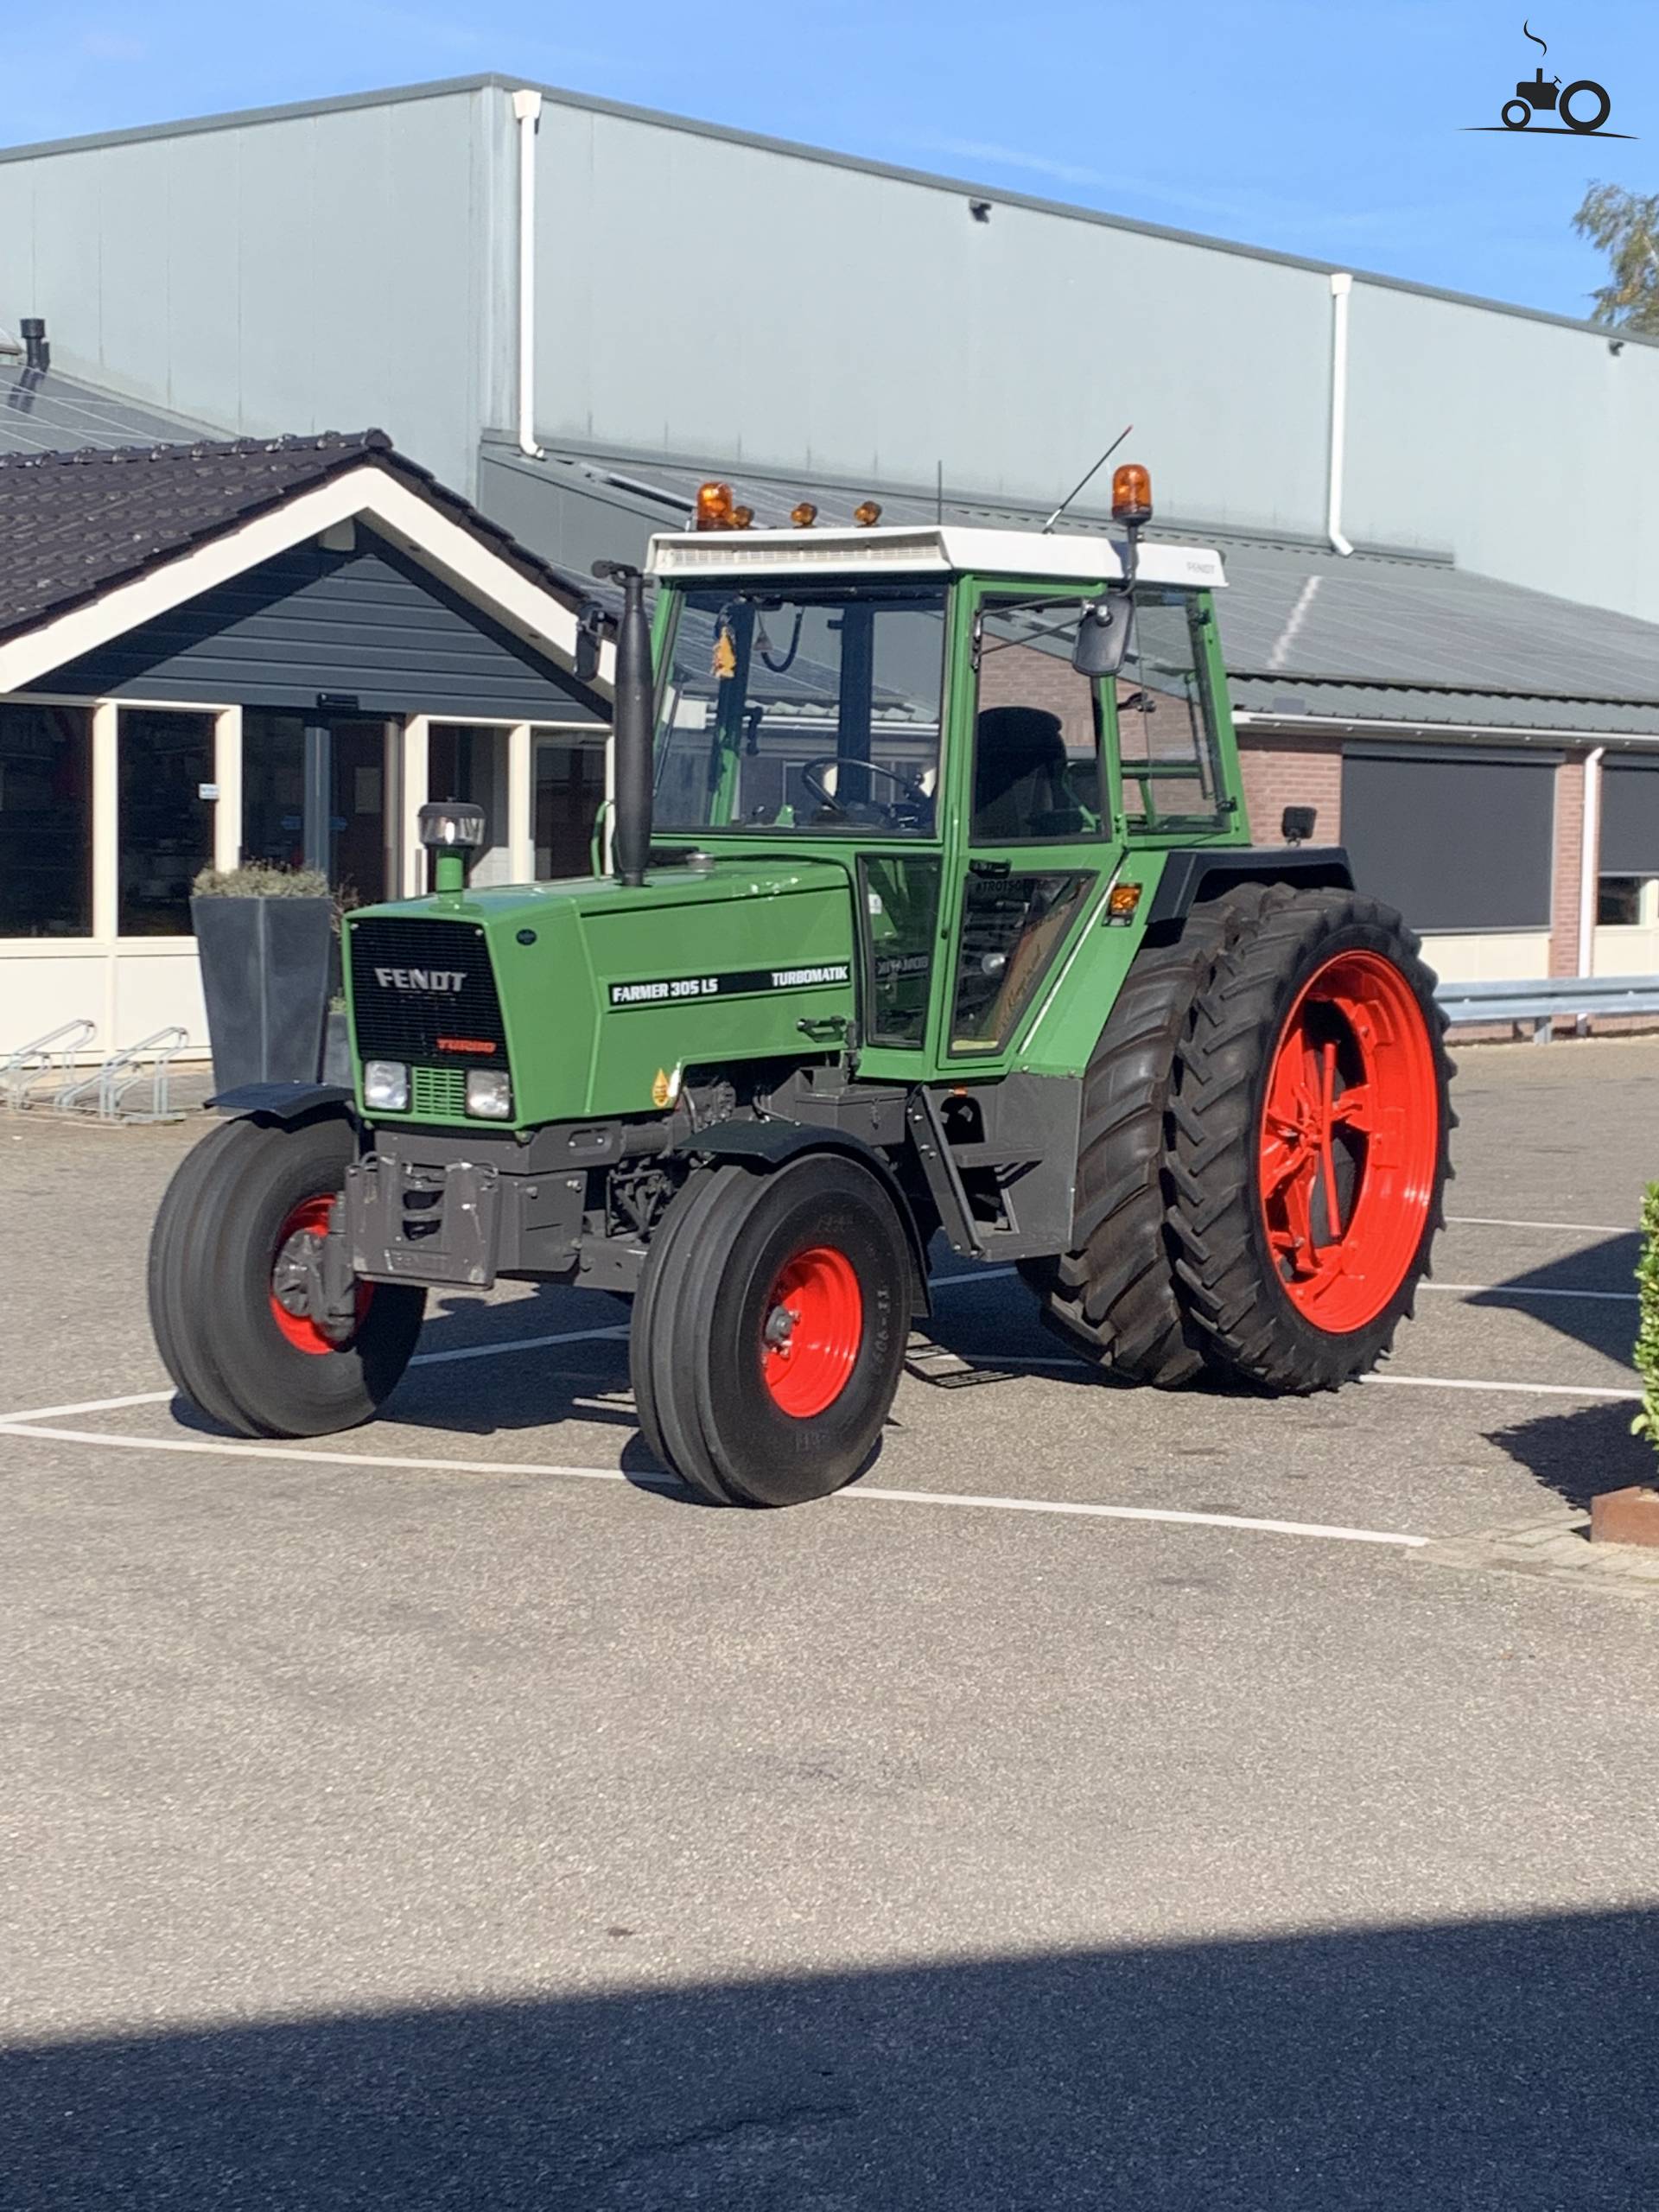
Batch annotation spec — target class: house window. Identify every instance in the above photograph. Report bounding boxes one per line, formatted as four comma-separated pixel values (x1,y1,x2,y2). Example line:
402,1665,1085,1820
118,709,214,935
1599,875,1655,927
243,711,307,872
0,702,92,938
535,731,607,880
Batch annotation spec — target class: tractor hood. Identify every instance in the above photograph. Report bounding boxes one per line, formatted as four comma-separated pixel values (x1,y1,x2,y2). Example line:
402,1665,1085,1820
342,857,859,1128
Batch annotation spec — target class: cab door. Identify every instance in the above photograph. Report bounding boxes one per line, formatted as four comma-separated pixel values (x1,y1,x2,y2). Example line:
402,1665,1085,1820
931,582,1123,1074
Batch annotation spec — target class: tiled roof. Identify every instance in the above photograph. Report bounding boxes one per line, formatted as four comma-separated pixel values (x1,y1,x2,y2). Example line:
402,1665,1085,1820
0,429,586,649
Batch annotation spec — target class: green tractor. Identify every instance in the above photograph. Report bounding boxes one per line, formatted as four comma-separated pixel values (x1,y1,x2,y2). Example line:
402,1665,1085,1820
149,466,1452,1507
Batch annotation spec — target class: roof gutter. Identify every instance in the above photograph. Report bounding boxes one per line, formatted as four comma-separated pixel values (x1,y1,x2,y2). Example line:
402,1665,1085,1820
1325,273,1354,558
1234,709,1659,747
511,88,544,461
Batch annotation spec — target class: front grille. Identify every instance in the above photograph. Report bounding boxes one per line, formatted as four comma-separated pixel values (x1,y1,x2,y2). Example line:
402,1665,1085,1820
411,1066,466,1117
348,917,509,1071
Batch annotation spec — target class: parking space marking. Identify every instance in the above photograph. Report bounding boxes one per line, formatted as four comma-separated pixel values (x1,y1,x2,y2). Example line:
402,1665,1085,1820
1446,1214,1633,1236
1366,1373,1641,1402
0,1269,1018,1427
0,1419,1429,1548
1422,1282,1636,1303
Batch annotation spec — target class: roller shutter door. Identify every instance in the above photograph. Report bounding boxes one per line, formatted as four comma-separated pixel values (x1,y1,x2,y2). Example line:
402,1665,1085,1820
1341,745,1555,931
1599,758,1659,876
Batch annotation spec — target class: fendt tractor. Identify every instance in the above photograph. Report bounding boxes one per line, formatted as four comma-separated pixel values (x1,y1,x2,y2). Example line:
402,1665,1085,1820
149,464,1453,1508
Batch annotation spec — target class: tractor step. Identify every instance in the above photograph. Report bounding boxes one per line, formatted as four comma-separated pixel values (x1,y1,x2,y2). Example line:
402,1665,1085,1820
903,1330,1019,1389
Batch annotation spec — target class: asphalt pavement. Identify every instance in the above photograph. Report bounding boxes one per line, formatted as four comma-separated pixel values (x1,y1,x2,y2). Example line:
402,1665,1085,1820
2,1038,1657,2209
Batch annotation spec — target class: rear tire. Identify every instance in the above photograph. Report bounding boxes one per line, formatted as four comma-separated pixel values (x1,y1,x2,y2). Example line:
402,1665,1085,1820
630,1154,910,1506
1020,885,1284,1385
148,1113,426,1437
1166,888,1452,1392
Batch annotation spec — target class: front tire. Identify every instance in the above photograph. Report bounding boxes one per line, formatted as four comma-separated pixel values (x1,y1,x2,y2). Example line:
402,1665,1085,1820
631,1154,911,1506
148,1113,425,1438
1167,889,1452,1393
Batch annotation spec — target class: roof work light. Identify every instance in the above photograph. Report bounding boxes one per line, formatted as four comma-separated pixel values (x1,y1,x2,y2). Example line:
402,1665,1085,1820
695,480,737,530
790,501,818,528
1111,463,1153,526
853,499,883,527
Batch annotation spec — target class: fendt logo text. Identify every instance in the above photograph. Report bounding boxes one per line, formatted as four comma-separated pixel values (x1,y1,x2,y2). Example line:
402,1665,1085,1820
373,967,467,993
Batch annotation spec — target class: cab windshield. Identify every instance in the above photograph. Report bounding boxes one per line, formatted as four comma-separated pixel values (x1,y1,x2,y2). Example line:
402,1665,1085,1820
653,585,947,838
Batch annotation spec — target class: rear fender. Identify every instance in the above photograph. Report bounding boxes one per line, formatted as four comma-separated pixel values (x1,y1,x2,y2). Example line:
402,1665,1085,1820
1145,846,1353,938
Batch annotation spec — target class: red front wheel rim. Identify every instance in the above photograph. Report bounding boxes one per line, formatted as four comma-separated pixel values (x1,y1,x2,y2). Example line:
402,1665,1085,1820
760,1245,863,1417
269,1192,372,1356
1257,949,1440,1334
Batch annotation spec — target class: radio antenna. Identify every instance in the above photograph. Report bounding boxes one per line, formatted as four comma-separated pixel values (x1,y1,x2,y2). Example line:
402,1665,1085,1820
1041,422,1134,533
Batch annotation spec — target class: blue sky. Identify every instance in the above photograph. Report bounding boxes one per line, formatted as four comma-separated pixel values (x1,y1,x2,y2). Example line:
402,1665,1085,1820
3,1,1655,321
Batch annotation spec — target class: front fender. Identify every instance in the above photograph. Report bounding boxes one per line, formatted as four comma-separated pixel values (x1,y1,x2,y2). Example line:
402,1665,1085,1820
693,1122,931,1318
209,1082,353,1127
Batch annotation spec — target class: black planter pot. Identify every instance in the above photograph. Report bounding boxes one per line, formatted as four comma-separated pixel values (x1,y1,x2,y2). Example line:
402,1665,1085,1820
191,896,334,1090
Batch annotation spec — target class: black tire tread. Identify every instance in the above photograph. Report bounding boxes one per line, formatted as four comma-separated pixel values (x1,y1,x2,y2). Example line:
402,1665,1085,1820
1166,887,1454,1393
1021,883,1287,1386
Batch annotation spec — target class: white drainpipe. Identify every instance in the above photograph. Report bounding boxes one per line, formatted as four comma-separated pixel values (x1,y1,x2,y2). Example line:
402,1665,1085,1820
512,88,544,460
1326,272,1354,557
1577,744,1605,983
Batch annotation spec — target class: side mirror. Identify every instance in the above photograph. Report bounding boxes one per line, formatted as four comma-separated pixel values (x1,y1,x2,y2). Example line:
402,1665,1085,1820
1072,590,1134,678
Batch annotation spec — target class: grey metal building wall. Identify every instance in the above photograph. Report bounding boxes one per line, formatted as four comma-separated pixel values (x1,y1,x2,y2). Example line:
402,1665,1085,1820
0,82,507,493
4,76,1658,620
531,103,1334,543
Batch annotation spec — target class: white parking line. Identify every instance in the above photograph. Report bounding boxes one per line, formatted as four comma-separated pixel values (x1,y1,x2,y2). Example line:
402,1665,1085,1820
0,1270,1018,1427
1365,1373,1641,1402
950,1352,1643,1401
1446,1214,1633,1236
1423,1281,1636,1303
0,1420,1427,1548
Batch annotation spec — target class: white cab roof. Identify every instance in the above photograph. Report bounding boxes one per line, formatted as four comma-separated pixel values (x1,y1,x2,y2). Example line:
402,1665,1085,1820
645,523,1225,589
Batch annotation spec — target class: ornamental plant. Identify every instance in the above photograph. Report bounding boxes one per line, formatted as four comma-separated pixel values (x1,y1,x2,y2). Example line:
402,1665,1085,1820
1634,1182,1659,1453
192,861,330,899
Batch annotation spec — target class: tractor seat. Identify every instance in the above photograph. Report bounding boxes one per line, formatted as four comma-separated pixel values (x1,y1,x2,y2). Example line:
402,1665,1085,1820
972,707,1082,842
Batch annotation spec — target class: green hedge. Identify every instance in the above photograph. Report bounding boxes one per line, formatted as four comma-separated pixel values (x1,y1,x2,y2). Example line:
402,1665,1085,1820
1636,1182,1659,1452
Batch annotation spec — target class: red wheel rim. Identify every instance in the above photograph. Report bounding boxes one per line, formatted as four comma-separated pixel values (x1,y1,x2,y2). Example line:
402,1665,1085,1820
1257,950,1440,1334
760,1245,863,1417
268,1192,371,1356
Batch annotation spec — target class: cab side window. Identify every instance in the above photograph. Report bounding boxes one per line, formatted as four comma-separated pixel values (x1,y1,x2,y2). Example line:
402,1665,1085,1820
971,601,1106,842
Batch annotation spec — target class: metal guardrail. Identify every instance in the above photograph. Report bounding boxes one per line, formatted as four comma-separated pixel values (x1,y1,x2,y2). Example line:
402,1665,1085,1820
54,1027,189,1123
1,1019,98,1109
1436,973,1659,1041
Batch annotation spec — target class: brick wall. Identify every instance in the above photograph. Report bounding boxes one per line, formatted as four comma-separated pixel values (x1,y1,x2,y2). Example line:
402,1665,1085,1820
1548,751,1586,976
1236,732,1345,845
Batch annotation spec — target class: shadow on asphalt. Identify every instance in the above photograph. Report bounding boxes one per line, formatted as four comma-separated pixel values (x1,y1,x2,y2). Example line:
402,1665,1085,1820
1480,1233,1641,1364
1488,1399,1655,1510
6,1910,1658,2209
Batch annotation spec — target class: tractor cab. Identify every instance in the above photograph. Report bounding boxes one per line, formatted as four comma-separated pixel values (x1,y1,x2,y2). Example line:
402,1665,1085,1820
635,470,1243,1078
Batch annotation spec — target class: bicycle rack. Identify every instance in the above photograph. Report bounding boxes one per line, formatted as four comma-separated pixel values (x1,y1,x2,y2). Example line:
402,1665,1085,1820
54,1027,189,1124
1,1019,98,1110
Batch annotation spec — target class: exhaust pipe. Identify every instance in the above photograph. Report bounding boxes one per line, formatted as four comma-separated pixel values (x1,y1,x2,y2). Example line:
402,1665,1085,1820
594,560,653,887
20,318,48,373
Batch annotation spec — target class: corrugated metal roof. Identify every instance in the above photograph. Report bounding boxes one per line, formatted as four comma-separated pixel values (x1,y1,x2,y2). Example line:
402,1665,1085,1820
0,363,218,456
536,447,1659,732
1231,678,1659,739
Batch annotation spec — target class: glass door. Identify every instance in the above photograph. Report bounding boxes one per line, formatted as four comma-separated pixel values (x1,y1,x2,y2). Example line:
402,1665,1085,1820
940,588,1118,1067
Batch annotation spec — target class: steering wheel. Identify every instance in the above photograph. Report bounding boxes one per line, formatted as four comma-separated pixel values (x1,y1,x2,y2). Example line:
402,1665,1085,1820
798,756,931,830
